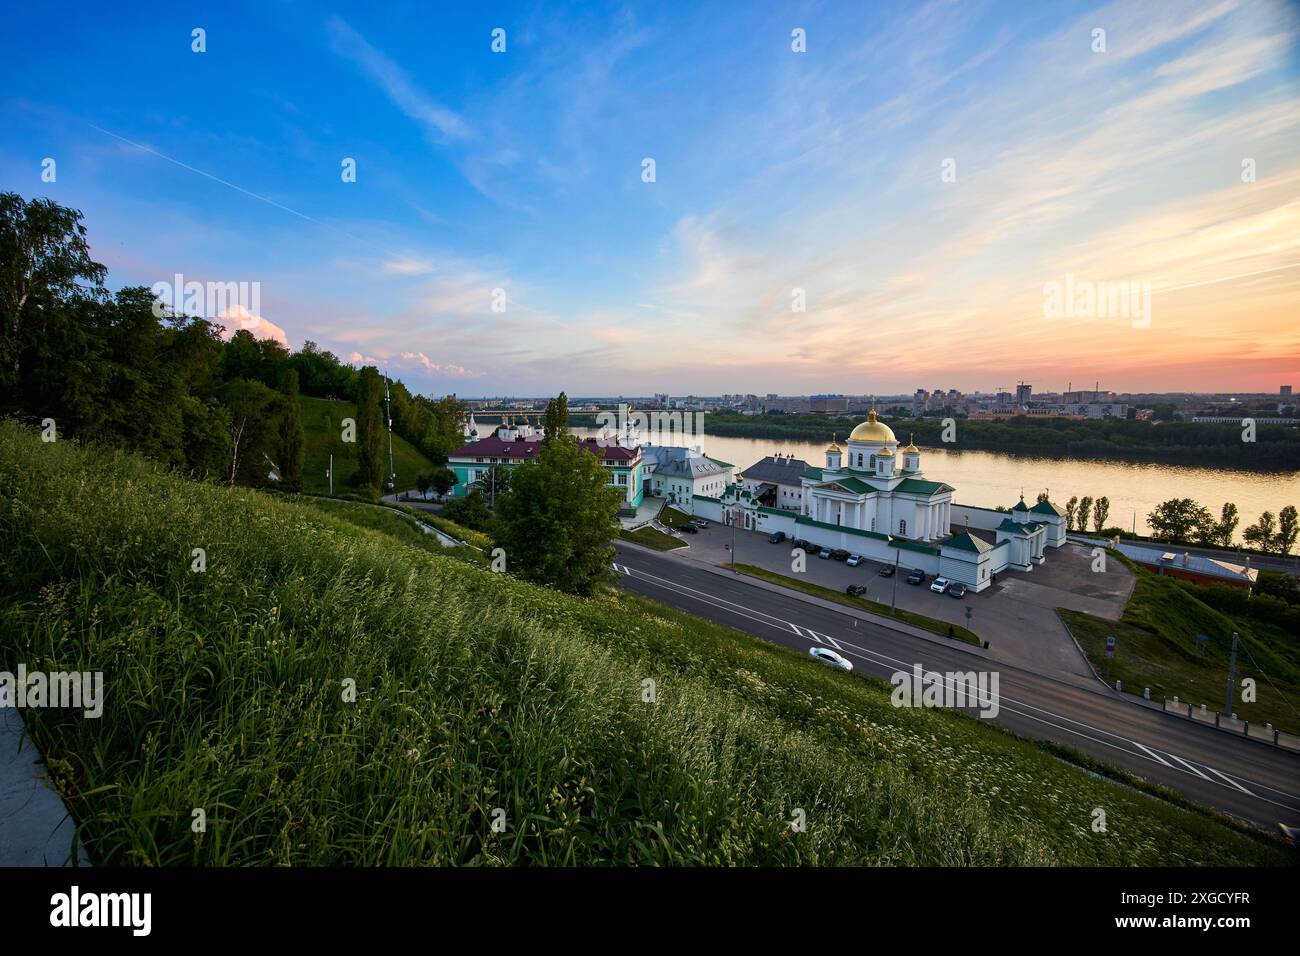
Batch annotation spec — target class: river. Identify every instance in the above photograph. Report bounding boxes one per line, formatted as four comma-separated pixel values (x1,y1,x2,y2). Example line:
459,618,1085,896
571,426,1300,545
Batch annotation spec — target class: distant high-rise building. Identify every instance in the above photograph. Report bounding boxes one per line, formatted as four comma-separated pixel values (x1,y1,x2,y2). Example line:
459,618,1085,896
1016,383,1032,406
1282,385,1293,397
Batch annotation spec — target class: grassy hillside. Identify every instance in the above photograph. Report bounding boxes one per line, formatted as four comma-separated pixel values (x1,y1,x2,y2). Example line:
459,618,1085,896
299,395,438,495
1062,573,1300,733
0,422,1288,866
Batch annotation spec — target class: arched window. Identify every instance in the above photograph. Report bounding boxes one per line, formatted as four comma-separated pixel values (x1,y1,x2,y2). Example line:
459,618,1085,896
857,453,863,468
869,454,876,469
899,519,907,535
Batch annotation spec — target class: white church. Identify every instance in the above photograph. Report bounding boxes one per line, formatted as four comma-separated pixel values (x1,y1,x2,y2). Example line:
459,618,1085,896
693,409,1068,592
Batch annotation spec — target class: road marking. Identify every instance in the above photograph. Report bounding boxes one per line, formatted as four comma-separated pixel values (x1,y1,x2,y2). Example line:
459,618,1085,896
617,559,1299,815
1133,742,1172,767
1203,765,1256,796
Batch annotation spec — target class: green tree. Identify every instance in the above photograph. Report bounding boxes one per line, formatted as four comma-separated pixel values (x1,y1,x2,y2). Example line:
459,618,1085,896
1216,502,1240,548
354,366,385,489
1077,496,1093,535
419,394,470,464
492,436,621,595
543,391,570,442
218,378,280,486
1065,496,1078,531
1244,511,1277,553
416,472,432,497
1148,498,1214,544
1277,505,1298,556
1092,496,1110,532
1035,491,1049,505
431,467,457,498
0,193,106,382
442,488,493,530
277,369,305,490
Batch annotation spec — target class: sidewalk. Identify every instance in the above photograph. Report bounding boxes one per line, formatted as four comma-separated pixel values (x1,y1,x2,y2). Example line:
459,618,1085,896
0,707,87,866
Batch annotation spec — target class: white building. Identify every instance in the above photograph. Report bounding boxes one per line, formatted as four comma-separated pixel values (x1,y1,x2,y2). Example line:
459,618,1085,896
691,409,1068,592
641,445,734,512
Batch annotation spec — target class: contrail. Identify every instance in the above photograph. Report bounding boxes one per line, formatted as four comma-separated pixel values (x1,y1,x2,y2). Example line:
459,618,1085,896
1154,262,1300,295
89,123,361,241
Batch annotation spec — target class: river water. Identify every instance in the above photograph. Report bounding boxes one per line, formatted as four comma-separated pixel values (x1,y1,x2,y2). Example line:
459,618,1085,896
572,426,1300,544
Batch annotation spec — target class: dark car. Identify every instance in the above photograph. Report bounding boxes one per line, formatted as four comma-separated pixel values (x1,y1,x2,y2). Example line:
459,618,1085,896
878,565,896,578
677,522,697,533
948,583,968,599
690,519,709,529
906,569,926,585
831,548,851,561
845,584,867,597
768,531,786,543
792,538,811,552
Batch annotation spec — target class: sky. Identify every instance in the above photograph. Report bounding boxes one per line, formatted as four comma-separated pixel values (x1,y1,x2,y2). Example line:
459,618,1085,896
2,0,1298,397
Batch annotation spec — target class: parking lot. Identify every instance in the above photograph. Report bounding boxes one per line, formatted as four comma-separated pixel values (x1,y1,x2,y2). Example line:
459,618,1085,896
660,520,1134,681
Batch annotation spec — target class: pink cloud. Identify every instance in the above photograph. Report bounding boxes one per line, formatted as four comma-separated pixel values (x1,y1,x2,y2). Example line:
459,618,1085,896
216,305,289,348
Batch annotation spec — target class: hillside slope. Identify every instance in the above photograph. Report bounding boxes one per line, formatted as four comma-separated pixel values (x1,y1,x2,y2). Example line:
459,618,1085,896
299,395,438,495
0,423,1288,866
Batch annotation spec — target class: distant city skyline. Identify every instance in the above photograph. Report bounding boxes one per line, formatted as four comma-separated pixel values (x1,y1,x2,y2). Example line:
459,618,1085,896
2,1,1297,395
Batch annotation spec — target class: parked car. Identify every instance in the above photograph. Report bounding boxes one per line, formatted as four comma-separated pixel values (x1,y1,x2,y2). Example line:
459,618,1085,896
906,569,926,585
930,577,951,594
846,554,864,567
818,548,833,559
809,647,853,671
677,522,698,533
831,548,851,561
690,519,709,529
845,584,867,596
768,531,786,543
948,582,968,599
878,565,896,577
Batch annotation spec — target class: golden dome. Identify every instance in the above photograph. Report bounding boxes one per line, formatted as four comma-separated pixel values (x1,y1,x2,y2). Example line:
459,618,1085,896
878,445,895,457
848,409,896,443
903,432,919,454
825,433,842,453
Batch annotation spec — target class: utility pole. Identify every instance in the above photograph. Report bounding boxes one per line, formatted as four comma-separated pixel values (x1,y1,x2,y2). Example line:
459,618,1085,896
328,453,333,496
1224,631,1239,718
730,504,737,570
383,370,396,494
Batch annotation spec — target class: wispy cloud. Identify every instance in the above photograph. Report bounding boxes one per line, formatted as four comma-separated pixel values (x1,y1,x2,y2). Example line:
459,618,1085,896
326,15,471,141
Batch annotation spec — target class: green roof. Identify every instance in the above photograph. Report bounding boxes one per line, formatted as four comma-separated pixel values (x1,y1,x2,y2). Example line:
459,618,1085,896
996,518,1044,536
799,467,823,480
892,478,952,497
943,531,992,554
1031,499,1064,517
795,515,890,541
694,494,721,504
821,476,879,495
1011,499,1030,512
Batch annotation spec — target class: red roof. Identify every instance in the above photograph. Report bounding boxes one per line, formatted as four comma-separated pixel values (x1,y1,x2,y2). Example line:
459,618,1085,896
449,435,639,462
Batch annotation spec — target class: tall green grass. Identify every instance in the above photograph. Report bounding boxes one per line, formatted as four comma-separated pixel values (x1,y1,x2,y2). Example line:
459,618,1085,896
0,423,1288,866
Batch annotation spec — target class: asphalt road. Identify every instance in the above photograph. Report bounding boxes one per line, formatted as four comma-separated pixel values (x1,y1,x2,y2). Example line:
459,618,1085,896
612,542,1300,832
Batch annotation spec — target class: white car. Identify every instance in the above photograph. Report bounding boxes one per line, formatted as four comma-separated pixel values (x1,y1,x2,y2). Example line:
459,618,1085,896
809,647,853,671
930,577,951,594
845,554,864,567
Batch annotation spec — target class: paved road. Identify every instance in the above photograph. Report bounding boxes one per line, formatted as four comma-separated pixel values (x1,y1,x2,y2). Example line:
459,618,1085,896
612,542,1300,832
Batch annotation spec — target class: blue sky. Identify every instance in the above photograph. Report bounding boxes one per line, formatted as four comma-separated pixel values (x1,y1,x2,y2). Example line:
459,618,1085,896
2,0,1298,396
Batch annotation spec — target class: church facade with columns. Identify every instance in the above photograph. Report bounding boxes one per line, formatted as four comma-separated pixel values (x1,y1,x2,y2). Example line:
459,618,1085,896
800,409,954,541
